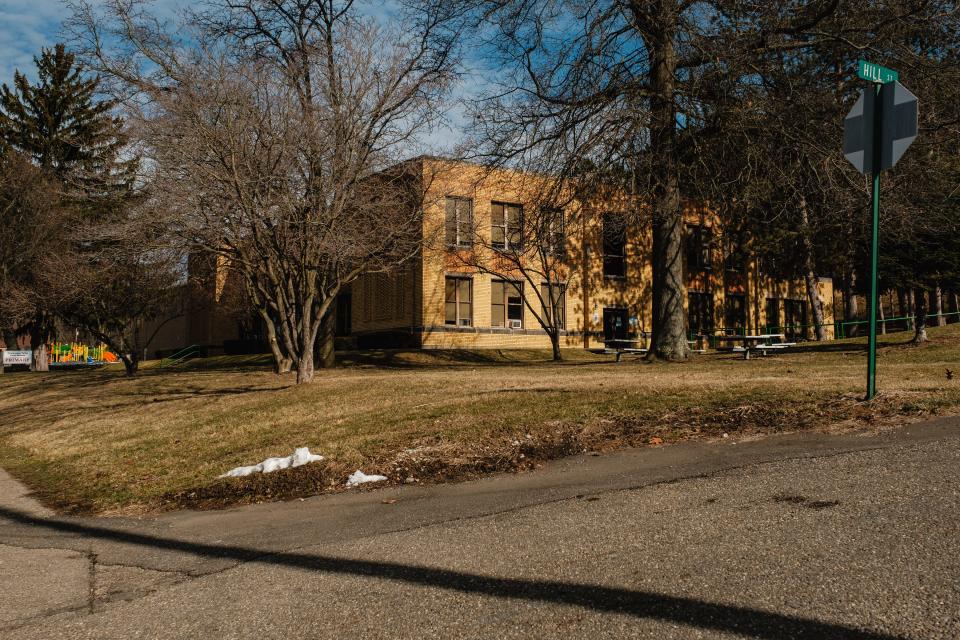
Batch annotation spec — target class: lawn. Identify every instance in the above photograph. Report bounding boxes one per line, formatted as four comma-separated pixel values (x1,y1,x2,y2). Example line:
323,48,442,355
1,326,959,515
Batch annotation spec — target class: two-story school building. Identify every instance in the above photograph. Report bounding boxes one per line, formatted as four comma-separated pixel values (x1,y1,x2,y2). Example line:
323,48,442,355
143,156,834,358
346,157,834,351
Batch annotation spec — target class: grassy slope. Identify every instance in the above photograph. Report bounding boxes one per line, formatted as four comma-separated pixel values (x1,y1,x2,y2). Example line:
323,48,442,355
1,327,958,515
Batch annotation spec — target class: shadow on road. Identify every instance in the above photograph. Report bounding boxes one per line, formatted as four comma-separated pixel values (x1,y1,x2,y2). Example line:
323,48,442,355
0,506,905,640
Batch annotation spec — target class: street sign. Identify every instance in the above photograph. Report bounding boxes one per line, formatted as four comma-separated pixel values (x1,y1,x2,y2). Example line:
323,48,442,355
843,81,918,174
843,90,873,174
2,350,32,365
858,60,898,84
842,73,918,401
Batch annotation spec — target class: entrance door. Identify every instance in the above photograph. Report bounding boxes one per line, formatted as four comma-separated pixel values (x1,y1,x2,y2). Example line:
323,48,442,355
603,307,629,341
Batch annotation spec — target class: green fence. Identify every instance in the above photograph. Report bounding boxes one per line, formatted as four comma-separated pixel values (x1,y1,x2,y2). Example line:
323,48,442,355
685,310,960,349
834,310,960,339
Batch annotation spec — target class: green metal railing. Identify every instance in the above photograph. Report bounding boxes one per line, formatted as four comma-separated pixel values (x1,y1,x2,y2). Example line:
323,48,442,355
834,310,960,339
684,310,960,349
159,344,202,368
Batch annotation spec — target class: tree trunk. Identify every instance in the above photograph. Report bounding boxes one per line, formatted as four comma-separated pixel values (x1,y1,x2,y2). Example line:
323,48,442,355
908,289,916,330
953,291,960,323
260,308,292,373
31,344,49,372
912,287,928,343
645,12,689,362
878,296,886,335
122,353,140,376
897,288,910,330
935,286,945,327
315,308,336,369
295,349,314,384
799,199,827,341
550,330,562,362
844,271,859,337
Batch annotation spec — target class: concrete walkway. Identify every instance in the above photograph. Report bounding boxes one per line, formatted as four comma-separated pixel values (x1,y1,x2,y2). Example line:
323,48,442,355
2,417,959,638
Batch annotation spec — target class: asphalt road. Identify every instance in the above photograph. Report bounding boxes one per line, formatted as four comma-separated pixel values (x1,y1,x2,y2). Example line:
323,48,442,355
1,417,958,639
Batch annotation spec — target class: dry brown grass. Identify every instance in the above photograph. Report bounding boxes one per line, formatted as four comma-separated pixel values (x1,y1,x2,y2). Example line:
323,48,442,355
2,326,959,515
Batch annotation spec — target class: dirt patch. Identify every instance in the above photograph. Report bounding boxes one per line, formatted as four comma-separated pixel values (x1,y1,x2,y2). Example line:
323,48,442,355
159,392,945,512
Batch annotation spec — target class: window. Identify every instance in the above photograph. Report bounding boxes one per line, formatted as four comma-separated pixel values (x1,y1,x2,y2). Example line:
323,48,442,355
685,224,712,273
491,202,523,251
724,294,747,334
765,297,780,333
784,299,808,341
688,291,714,335
602,212,626,278
445,197,473,247
541,209,565,257
444,276,472,326
724,237,744,273
540,283,566,330
491,280,524,328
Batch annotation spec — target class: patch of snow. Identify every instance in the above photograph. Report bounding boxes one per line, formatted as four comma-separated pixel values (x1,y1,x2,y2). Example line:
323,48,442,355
346,470,388,487
220,447,324,478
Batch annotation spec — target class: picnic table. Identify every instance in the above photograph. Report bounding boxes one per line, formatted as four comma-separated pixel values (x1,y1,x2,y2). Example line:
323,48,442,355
604,338,647,362
714,333,796,360
605,333,706,361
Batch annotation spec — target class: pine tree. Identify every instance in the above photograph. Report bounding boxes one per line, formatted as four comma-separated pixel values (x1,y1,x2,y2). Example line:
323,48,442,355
0,43,136,216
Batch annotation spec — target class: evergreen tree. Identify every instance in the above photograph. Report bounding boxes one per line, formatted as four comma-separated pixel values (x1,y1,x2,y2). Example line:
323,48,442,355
0,43,136,216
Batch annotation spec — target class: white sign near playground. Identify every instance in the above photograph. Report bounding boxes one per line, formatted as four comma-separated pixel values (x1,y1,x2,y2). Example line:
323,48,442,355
2,350,32,366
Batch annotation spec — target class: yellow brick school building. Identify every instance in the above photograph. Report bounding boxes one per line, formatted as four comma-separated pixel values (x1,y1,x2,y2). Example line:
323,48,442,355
347,158,834,351
143,157,834,358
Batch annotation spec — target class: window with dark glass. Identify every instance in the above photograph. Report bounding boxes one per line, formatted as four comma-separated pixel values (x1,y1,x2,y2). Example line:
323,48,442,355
724,237,744,273
444,276,472,326
540,283,566,330
491,202,522,250
784,299,808,340
765,297,780,332
685,224,712,273
688,291,714,335
724,294,747,333
602,213,626,278
491,280,524,328
445,197,473,247
542,209,565,257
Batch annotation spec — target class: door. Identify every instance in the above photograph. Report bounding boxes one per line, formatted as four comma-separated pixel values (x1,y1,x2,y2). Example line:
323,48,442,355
603,307,629,341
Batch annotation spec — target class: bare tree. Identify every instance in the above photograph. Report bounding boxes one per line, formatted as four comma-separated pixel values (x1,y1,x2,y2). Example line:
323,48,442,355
69,0,459,382
0,148,61,359
460,0,948,358
42,213,183,376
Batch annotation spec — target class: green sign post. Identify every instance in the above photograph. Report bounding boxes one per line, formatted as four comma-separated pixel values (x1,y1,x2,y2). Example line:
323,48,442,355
843,61,918,400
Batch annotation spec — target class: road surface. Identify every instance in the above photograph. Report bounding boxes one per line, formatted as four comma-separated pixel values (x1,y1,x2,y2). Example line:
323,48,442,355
1,417,958,639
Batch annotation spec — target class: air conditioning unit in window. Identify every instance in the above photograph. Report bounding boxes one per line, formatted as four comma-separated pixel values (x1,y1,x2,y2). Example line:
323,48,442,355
508,319,523,329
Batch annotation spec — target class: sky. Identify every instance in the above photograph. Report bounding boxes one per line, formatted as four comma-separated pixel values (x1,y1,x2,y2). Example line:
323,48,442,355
0,0,79,87
0,0,473,154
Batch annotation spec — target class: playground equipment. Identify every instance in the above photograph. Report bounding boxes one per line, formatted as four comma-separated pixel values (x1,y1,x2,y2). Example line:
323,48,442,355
48,342,118,366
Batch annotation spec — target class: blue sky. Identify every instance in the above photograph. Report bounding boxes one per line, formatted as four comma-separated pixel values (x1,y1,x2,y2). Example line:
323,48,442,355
1,0,77,87
0,0,470,152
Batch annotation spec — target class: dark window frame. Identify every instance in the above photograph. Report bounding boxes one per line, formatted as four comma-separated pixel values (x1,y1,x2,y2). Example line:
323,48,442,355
688,290,714,335
491,201,523,251
685,224,713,273
444,276,473,326
445,197,474,248
491,279,524,328
723,293,747,334
540,282,566,330
602,212,627,279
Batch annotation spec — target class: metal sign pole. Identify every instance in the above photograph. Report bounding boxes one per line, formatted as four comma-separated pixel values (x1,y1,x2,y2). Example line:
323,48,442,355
866,83,882,401
844,62,918,401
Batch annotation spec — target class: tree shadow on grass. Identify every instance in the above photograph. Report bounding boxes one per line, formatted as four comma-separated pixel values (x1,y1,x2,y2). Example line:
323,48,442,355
0,506,905,640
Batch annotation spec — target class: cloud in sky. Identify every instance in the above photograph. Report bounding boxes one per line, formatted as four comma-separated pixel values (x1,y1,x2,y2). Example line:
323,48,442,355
0,0,475,153
0,0,70,87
